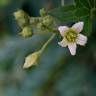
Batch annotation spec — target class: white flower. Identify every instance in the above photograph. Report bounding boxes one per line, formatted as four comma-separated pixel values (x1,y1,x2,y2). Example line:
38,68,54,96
58,22,87,55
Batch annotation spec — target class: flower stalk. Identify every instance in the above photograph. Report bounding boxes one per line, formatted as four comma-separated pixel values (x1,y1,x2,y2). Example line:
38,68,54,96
40,33,56,53
23,33,56,68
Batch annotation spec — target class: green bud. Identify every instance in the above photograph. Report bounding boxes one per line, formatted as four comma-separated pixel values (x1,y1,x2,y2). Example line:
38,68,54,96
37,22,45,30
42,15,54,26
23,51,41,68
13,10,30,28
19,26,33,38
14,10,25,20
40,8,47,17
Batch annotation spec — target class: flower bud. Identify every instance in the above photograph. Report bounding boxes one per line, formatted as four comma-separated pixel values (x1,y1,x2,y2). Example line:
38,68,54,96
19,26,33,38
23,51,41,68
40,8,47,17
14,10,25,20
37,22,45,30
13,10,30,28
42,15,54,26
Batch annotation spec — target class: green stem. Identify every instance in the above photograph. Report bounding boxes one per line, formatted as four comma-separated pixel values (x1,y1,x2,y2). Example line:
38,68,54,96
43,24,59,34
40,34,56,53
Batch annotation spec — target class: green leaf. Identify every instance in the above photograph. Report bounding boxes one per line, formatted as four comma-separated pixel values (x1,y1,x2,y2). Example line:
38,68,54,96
82,16,92,36
48,5,90,23
75,0,93,9
89,0,95,8
92,9,96,19
74,0,82,8
48,5,77,22
75,0,96,9
94,0,96,8
75,7,89,18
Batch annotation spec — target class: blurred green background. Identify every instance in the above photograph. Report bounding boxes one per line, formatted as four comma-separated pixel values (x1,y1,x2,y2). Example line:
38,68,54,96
0,0,96,96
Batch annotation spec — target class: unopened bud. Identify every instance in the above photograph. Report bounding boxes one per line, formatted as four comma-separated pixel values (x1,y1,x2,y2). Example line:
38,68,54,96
14,10,25,19
19,26,33,38
42,15,54,26
13,10,30,28
37,22,45,30
40,8,47,17
23,51,41,68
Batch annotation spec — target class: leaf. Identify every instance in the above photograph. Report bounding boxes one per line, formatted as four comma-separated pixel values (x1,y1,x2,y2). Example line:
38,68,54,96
81,16,92,36
75,7,89,18
48,5,90,23
74,0,82,8
48,5,77,22
89,0,95,8
75,0,93,9
92,9,96,19
94,0,96,8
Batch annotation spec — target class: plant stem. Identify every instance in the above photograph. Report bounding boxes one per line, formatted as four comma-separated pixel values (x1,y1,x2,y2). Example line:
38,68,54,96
43,24,59,34
40,34,56,53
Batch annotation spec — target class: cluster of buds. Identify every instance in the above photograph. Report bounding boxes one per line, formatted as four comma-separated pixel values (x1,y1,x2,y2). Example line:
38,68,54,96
14,8,55,38
37,8,55,31
14,10,33,37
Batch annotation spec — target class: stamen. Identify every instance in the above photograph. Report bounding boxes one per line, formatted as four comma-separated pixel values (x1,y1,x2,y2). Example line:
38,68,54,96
65,29,78,42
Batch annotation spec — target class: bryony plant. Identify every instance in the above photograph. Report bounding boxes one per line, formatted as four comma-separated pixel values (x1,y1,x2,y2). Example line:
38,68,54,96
13,0,96,68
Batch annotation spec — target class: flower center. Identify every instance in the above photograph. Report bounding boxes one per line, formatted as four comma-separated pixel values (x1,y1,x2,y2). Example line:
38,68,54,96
65,29,78,42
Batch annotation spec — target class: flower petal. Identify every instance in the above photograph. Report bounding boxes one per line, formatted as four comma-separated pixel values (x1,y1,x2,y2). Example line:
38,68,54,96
58,26,69,36
68,43,77,55
58,39,67,47
72,22,84,33
76,34,87,46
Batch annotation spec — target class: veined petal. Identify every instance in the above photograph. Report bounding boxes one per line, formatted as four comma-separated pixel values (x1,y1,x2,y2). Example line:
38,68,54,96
58,26,69,36
58,39,67,47
77,34,87,46
72,22,84,33
68,43,77,55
